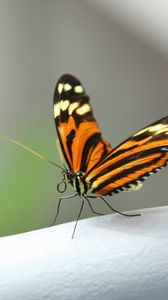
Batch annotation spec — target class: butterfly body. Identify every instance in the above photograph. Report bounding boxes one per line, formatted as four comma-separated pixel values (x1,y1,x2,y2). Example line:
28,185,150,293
62,169,88,196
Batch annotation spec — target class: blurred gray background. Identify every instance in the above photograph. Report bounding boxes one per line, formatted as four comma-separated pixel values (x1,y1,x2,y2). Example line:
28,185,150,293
1,0,168,236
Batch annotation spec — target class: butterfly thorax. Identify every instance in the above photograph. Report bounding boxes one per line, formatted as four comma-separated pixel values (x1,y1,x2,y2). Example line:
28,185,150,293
62,170,89,196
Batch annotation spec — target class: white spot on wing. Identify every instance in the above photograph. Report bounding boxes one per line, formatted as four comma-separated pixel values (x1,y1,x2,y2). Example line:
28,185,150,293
68,102,79,115
54,103,60,118
60,100,70,111
58,83,64,94
64,83,72,91
54,100,70,117
134,123,168,137
76,104,91,115
124,182,143,192
74,85,84,93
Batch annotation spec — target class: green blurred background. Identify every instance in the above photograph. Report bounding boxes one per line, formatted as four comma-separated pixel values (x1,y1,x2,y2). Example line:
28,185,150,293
1,0,168,236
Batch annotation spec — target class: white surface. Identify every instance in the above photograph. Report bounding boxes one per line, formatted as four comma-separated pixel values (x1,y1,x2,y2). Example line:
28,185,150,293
89,0,168,56
1,206,168,300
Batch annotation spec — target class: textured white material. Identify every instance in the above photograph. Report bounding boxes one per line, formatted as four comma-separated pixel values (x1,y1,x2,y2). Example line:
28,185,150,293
1,206,168,300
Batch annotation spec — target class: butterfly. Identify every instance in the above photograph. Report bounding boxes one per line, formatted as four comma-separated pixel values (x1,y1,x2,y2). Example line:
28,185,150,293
53,74,168,236
1,74,168,237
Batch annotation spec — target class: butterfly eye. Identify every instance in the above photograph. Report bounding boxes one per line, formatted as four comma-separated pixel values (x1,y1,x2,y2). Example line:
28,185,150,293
57,180,67,193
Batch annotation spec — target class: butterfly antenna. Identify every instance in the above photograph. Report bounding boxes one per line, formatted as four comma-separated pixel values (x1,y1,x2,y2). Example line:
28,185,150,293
0,134,64,170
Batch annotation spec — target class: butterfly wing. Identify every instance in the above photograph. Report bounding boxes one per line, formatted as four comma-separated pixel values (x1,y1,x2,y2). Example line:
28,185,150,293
86,116,168,195
54,74,112,173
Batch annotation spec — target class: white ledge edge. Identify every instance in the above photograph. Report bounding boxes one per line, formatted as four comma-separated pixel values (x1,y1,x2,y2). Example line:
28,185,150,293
0,206,168,300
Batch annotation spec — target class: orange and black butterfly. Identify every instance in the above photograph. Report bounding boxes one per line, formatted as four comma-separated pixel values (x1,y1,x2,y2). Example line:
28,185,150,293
53,74,168,236
1,74,168,237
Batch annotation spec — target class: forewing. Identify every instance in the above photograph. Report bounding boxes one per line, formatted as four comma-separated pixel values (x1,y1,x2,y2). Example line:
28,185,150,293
54,74,112,172
86,116,168,195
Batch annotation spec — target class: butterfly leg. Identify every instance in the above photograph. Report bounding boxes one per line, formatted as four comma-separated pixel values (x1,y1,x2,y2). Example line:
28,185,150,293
52,193,78,226
71,199,85,239
84,196,104,216
88,195,141,217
